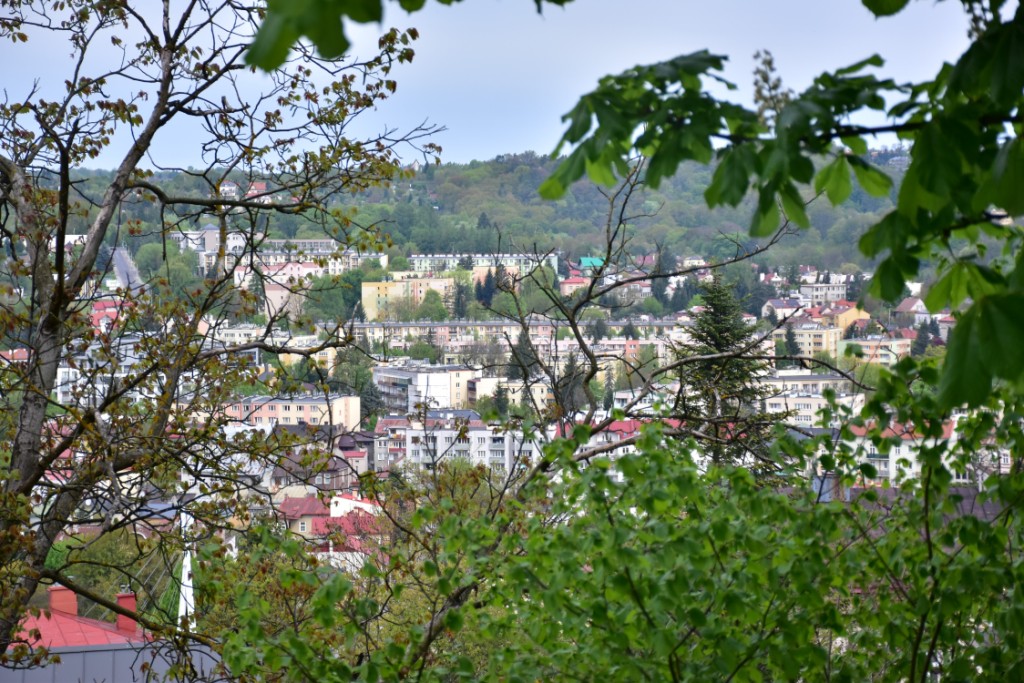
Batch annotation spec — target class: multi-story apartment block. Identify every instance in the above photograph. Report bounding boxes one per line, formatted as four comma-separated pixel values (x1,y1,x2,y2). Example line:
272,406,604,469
374,409,542,471
372,362,480,413
772,322,843,359
222,393,360,430
837,335,913,367
408,253,557,275
799,282,848,307
361,277,455,321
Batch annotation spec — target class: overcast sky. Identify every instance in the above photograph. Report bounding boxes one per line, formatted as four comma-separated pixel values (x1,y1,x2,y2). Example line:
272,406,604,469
343,0,972,164
3,1,973,168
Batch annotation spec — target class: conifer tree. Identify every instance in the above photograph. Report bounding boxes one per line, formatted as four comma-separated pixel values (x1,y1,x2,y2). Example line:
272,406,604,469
506,331,539,380
676,273,776,468
912,321,932,357
650,245,670,305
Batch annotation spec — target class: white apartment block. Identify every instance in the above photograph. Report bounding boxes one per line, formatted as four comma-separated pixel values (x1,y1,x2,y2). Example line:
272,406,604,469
409,253,558,275
374,410,542,471
799,282,848,307
372,362,480,413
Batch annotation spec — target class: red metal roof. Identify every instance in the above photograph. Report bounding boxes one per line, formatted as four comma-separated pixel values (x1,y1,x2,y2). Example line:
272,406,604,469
19,611,145,648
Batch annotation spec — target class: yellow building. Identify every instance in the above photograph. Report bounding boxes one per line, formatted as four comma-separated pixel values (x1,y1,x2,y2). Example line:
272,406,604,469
361,278,454,321
772,322,842,359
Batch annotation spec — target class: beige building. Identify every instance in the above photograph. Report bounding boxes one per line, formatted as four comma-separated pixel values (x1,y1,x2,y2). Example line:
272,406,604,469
772,322,842,359
372,362,480,413
223,393,361,430
361,277,454,321
838,336,913,367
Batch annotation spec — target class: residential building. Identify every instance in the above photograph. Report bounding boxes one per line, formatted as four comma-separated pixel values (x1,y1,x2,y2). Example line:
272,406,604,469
761,298,802,320
372,362,480,413
5,586,219,683
838,335,913,367
799,282,848,307
408,252,557,275
771,322,842,359
361,277,454,321
222,393,360,430
374,409,542,471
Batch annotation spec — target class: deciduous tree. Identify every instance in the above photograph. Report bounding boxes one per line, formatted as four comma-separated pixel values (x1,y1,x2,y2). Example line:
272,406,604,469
0,0,437,658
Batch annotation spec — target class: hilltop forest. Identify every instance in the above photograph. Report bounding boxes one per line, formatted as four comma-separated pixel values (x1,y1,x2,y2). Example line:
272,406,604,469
70,148,909,274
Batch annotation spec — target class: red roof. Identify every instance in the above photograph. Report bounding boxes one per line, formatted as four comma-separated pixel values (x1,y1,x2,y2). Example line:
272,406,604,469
278,495,329,519
17,588,145,649
848,420,955,440
310,510,380,538
0,348,30,362
19,612,145,648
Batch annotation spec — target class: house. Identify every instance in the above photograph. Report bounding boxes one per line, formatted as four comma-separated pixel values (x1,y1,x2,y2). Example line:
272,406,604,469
894,296,932,326
578,256,606,275
268,424,373,495
4,586,218,683
276,494,383,570
843,420,971,486
559,275,590,297
361,277,455,321
372,362,479,413
761,298,802,320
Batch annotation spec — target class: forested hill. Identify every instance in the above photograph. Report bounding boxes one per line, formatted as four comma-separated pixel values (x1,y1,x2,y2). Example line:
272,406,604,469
346,149,907,269
72,148,907,270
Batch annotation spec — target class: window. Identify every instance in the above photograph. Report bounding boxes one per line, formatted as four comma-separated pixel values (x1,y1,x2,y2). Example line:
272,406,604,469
298,521,307,532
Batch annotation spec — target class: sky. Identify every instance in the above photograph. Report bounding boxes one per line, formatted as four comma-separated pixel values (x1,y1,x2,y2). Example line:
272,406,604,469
2,0,974,168
341,0,973,164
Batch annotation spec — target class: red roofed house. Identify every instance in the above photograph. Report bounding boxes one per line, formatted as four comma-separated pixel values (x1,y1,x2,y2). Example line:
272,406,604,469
19,586,144,650
840,420,989,487
277,494,383,571
5,586,218,682
559,276,590,297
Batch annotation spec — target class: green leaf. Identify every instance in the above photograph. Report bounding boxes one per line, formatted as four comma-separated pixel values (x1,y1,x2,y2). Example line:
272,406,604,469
848,156,893,197
834,53,885,76
778,182,809,228
977,294,1024,381
989,17,1024,105
814,156,853,205
913,123,962,195
705,147,754,207
444,608,465,632
585,155,618,187
986,138,1024,215
938,307,991,408
862,0,911,17
870,258,906,302
246,13,300,70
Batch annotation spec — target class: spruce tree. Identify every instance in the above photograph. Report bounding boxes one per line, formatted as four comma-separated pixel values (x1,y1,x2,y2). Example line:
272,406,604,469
650,245,670,305
507,331,539,380
912,321,932,357
784,324,801,359
676,273,777,469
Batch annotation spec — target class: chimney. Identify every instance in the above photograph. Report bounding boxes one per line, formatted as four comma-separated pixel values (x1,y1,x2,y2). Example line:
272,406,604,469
48,585,78,616
115,592,139,635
